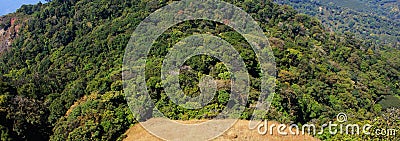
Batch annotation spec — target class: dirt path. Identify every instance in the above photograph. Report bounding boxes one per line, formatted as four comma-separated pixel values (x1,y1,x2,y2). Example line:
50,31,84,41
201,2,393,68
123,119,319,141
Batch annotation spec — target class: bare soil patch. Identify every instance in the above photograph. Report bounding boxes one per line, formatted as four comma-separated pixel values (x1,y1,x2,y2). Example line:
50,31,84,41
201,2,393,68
123,119,319,141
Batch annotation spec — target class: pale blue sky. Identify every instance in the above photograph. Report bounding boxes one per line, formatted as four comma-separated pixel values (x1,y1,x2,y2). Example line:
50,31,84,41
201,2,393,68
0,0,43,16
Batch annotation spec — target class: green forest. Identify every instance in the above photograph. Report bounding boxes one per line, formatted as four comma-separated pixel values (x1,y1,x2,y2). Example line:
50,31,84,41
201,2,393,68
0,0,399,140
275,0,400,48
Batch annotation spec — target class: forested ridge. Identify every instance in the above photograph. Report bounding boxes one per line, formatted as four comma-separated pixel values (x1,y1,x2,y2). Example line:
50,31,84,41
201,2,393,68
0,0,399,140
275,0,400,48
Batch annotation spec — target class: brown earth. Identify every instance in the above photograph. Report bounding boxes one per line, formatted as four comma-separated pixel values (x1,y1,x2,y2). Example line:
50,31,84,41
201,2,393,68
123,119,320,141
0,15,22,54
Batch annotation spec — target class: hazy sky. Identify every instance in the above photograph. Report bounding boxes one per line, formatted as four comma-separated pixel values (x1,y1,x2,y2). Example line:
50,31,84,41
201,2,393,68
0,0,43,16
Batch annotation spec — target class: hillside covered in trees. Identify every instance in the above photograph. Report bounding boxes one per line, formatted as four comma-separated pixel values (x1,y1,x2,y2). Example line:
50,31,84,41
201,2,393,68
275,0,400,48
0,0,399,140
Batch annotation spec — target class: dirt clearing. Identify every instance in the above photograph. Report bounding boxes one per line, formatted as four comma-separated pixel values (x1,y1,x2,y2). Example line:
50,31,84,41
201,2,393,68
123,119,319,141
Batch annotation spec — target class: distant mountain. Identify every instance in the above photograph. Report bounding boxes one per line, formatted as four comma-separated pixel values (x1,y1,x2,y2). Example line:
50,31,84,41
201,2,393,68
275,0,400,48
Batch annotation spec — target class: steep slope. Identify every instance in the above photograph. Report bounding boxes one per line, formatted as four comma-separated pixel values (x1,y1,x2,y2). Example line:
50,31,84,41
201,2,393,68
0,0,398,140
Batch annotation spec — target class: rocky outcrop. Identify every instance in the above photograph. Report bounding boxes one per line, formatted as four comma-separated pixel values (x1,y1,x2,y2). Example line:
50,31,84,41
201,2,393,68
0,16,21,53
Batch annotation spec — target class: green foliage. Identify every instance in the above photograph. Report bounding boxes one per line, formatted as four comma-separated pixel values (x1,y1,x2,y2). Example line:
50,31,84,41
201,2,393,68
0,0,398,140
379,95,400,109
327,108,400,141
275,0,400,48
217,90,230,104
50,91,135,141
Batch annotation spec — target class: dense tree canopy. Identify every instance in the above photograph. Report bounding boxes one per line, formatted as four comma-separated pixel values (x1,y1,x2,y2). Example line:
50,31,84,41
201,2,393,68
275,0,400,48
0,0,398,140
